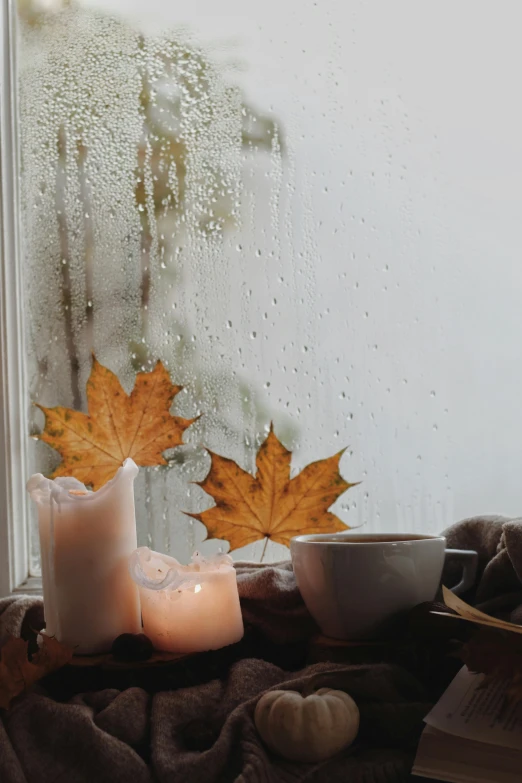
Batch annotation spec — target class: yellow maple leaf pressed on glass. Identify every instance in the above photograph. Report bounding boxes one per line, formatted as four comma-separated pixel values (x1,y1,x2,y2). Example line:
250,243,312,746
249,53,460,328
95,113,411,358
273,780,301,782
188,427,357,550
37,357,195,490
0,635,73,710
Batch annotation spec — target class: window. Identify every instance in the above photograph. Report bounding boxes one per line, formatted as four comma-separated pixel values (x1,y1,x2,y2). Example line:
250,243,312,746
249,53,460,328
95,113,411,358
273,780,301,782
2,0,522,593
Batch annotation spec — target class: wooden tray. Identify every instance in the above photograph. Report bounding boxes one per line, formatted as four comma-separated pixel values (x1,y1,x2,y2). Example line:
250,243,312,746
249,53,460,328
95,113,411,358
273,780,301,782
68,650,190,670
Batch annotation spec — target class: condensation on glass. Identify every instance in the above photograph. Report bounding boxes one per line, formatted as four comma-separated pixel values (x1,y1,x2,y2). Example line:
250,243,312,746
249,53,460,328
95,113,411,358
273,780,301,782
19,0,520,575
19,0,294,572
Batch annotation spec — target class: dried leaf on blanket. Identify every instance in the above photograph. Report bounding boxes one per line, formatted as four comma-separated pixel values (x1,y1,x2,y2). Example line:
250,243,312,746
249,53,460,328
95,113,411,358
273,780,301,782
0,635,73,709
460,629,522,702
432,586,522,634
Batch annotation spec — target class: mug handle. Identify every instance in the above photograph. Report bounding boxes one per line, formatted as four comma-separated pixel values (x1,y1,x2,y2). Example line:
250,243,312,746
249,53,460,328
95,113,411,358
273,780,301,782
444,549,479,595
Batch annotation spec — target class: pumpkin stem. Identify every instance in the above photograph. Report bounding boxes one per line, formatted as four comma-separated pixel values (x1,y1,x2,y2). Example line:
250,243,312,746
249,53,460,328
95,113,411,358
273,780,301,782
302,669,351,697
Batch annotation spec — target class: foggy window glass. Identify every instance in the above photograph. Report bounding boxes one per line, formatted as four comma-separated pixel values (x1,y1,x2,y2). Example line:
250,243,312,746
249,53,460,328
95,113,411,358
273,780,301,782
19,0,521,574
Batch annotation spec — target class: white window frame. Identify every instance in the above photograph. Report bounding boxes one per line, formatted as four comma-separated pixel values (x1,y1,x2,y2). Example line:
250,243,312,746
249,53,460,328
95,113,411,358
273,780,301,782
0,0,38,596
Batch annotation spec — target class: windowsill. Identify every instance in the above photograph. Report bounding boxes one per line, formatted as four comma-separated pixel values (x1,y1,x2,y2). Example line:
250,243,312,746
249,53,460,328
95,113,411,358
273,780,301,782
12,575,42,595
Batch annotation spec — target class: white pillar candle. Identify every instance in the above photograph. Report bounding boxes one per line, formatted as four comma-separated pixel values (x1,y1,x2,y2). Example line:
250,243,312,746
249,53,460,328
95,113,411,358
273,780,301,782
27,458,141,654
129,548,244,653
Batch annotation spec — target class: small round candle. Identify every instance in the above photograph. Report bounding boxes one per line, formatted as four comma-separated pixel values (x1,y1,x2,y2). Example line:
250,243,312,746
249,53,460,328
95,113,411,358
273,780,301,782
129,548,244,653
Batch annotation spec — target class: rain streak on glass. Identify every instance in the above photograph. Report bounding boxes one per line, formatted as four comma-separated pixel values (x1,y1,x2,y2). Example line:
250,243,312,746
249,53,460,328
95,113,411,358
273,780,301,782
19,0,292,570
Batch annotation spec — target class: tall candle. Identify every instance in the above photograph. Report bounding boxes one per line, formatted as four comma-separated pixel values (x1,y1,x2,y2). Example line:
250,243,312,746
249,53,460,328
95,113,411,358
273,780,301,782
129,548,244,653
27,458,141,654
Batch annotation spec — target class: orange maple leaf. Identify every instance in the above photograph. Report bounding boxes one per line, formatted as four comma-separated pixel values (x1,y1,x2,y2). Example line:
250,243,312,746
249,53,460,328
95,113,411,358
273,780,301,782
37,356,195,490
0,635,73,710
188,427,356,550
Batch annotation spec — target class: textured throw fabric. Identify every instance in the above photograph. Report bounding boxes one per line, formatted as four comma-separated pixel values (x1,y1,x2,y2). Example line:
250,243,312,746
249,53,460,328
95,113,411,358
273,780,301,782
0,561,431,783
3,518,522,783
442,514,522,619
235,560,318,643
0,597,44,651
0,658,428,783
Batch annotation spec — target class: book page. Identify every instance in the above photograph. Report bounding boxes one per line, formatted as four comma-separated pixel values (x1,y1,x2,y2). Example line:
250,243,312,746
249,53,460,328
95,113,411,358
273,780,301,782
414,726,522,783
425,666,522,750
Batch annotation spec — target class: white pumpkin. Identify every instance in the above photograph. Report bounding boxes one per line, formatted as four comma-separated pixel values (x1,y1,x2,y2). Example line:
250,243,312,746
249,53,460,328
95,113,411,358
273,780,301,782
254,687,360,763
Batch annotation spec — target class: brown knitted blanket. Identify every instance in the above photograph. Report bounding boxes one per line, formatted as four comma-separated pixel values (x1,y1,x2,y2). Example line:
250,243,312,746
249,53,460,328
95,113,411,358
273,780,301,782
3,517,520,783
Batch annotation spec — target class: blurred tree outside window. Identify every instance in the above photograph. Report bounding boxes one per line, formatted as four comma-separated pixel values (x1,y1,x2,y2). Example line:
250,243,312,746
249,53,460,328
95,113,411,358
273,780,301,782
18,0,298,572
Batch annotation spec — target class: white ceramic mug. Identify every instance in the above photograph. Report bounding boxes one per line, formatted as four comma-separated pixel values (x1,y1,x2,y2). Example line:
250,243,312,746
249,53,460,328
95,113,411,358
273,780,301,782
290,533,478,640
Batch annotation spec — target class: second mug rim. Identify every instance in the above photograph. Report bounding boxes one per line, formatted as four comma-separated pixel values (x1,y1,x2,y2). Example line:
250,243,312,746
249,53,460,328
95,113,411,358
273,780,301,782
291,532,446,546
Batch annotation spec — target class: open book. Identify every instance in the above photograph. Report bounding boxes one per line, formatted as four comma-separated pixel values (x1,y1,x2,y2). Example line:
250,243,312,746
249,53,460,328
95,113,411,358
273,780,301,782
413,666,522,783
